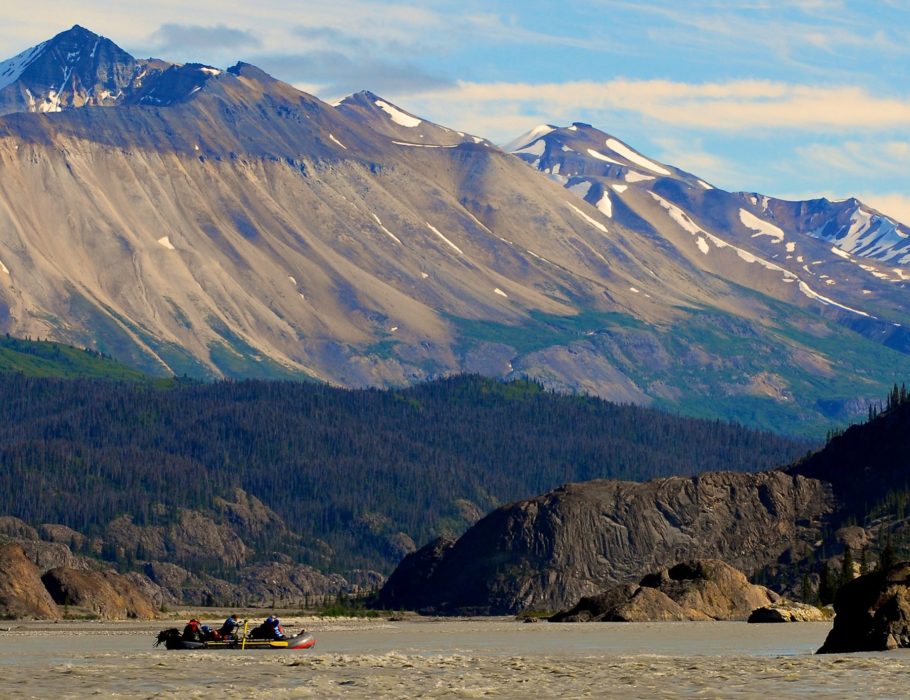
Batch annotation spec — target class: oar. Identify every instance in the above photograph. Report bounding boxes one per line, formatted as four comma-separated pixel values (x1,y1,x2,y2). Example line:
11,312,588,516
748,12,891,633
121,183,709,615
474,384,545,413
242,620,248,650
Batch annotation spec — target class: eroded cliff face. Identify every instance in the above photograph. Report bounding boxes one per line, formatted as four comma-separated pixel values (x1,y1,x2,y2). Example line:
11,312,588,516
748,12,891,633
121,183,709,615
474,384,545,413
378,470,833,614
0,543,60,619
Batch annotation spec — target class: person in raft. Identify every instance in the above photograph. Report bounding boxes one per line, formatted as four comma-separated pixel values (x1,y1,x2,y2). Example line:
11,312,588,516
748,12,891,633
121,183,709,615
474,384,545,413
219,613,240,639
252,616,286,640
181,618,203,642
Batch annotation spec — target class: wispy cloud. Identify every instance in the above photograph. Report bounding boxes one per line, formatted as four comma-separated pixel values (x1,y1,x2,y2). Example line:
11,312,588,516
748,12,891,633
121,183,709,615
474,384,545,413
151,23,262,52
797,141,910,178
397,79,910,142
259,51,453,96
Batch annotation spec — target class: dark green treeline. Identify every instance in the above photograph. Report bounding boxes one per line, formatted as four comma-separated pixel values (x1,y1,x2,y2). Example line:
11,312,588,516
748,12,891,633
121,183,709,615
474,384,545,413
0,374,809,571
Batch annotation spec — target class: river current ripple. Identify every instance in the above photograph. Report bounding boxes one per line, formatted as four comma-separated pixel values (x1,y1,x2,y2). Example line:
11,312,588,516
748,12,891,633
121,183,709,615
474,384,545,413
2,618,909,698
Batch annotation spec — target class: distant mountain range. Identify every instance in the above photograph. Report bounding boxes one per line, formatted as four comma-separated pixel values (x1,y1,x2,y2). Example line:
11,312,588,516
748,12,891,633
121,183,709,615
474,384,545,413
1,26,909,433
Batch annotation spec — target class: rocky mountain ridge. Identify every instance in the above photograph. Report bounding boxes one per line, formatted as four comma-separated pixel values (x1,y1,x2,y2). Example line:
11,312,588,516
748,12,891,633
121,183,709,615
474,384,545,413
0,26,909,431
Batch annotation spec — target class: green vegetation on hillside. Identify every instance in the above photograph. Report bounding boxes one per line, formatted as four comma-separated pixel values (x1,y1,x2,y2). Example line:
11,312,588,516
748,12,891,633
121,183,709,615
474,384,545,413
0,335,151,381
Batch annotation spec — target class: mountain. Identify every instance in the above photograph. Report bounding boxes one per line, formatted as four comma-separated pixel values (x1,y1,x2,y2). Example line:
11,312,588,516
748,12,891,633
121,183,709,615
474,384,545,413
1,27,910,432
0,25,170,115
507,122,910,331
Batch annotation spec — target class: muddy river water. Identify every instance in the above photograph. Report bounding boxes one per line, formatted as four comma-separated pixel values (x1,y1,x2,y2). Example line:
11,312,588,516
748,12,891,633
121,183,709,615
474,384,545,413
2,617,909,698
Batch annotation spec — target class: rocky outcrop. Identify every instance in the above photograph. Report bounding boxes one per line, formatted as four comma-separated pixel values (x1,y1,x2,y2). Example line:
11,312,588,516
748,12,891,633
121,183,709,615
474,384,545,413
0,543,60,618
378,471,832,614
0,516,38,540
551,560,776,622
818,563,910,653
748,601,831,623
41,567,159,620
15,539,94,573
105,510,250,569
38,524,88,552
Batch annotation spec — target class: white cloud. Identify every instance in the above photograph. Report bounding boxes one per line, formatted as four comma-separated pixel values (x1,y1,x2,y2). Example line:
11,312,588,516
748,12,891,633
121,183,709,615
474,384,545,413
398,79,910,140
796,141,910,178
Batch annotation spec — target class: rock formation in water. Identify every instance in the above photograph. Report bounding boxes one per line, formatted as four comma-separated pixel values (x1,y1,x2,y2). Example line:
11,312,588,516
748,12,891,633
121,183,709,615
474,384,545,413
550,559,777,622
817,562,910,653
748,601,831,623
378,470,832,614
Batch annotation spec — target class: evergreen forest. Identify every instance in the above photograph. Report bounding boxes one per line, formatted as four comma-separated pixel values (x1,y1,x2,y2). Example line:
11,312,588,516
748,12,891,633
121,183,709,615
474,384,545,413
0,372,811,572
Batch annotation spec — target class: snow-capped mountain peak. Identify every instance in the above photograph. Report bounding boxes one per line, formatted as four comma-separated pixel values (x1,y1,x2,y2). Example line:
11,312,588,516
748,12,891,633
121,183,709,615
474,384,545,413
0,25,166,116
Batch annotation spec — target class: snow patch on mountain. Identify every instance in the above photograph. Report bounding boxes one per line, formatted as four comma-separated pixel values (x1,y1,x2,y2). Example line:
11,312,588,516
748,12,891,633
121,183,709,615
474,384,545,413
392,141,455,149
503,124,555,152
372,214,401,244
596,192,612,218
797,281,870,317
830,246,851,260
696,237,709,255
375,99,421,127
426,222,463,255
157,236,175,250
605,138,671,175
697,180,712,190
625,171,655,183
567,203,608,234
586,148,622,165
0,41,48,91
611,184,628,194
516,139,547,157
651,193,870,317
739,209,784,243
494,288,508,298
0,257,9,274
328,134,347,149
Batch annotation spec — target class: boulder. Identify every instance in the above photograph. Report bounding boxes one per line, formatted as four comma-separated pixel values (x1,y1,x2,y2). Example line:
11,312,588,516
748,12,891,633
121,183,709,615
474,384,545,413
0,543,60,619
41,567,159,620
551,559,776,622
551,583,690,622
818,562,910,653
748,601,832,623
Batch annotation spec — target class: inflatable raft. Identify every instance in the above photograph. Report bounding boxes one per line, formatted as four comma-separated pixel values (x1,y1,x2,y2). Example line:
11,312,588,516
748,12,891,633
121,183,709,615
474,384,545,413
156,628,316,650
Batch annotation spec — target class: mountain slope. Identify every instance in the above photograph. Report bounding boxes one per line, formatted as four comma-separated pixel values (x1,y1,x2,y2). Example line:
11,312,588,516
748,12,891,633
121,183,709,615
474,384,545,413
1,27,910,432
507,122,910,344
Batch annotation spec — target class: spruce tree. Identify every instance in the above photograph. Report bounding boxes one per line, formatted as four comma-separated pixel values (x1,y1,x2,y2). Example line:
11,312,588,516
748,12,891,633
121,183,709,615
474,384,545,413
818,562,837,605
840,545,855,587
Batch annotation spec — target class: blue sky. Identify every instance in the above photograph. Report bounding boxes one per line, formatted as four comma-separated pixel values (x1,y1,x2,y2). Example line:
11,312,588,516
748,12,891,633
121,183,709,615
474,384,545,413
3,1,909,222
